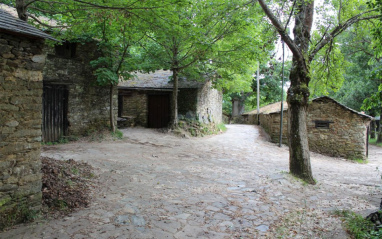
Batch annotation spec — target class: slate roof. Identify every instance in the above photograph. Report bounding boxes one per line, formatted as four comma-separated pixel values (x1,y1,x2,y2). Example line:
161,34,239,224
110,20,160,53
118,70,206,89
0,8,57,41
243,96,372,120
312,96,372,119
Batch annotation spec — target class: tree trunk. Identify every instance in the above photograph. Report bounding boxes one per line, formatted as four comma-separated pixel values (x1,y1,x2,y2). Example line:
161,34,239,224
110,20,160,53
378,97,382,143
377,111,382,143
370,120,376,139
287,0,315,184
16,0,28,21
110,84,115,133
378,124,382,143
171,69,179,127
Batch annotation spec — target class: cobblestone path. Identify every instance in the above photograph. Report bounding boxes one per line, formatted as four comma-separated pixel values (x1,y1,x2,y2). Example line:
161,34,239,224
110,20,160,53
1,125,381,238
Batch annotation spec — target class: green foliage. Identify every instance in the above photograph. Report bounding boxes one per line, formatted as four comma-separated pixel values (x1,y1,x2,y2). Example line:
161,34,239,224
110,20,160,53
42,136,73,145
325,20,381,112
223,59,290,116
351,158,368,164
335,210,382,239
310,41,348,97
111,129,123,139
369,137,382,147
362,84,382,115
0,202,39,231
176,120,225,137
217,123,227,132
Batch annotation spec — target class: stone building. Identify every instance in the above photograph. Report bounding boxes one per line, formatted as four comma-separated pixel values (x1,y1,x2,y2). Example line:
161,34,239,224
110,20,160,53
0,9,56,223
42,40,117,141
118,70,222,128
244,97,372,159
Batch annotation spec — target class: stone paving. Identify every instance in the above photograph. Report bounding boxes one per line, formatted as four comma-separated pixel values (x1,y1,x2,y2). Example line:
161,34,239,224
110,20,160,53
1,125,382,238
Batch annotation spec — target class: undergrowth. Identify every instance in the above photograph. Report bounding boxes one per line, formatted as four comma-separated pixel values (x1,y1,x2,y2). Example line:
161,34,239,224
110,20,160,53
369,137,382,147
334,210,382,239
0,202,39,231
175,119,227,137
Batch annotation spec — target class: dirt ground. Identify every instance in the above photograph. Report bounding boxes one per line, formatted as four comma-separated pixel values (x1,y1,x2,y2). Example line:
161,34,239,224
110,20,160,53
1,124,381,239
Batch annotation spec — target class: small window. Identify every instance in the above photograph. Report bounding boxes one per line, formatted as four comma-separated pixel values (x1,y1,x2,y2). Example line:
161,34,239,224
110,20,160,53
314,120,333,129
55,41,77,58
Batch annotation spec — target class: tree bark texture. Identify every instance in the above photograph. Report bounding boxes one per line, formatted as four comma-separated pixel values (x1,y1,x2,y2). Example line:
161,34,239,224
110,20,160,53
287,62,315,184
16,0,28,21
377,117,382,143
110,84,116,133
370,120,376,139
286,0,316,184
171,69,179,127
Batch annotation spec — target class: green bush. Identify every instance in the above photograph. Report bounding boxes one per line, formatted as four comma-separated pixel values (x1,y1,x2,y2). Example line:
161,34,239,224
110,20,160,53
111,129,123,139
335,210,382,239
0,202,39,231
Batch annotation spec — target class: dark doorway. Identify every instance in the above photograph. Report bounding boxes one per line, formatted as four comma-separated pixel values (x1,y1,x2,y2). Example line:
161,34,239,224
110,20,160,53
148,94,170,128
42,84,69,142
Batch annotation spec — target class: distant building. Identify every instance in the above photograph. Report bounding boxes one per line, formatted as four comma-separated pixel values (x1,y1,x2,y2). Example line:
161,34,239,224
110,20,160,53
118,70,222,128
243,96,372,159
42,40,117,141
0,9,56,222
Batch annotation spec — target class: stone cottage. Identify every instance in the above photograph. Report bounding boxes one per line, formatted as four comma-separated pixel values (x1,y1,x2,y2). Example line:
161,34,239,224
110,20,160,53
0,9,56,223
243,96,372,159
42,40,117,141
118,70,222,128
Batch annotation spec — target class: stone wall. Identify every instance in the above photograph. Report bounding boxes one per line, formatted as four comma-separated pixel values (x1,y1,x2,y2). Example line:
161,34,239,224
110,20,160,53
0,33,44,220
244,114,259,125
178,89,197,119
257,98,371,159
259,113,288,144
118,81,222,127
43,41,117,136
307,98,370,159
120,90,148,127
196,81,222,124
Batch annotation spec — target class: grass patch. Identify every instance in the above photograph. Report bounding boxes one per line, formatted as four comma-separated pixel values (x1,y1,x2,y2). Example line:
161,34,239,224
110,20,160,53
351,158,368,164
42,135,79,146
0,202,39,231
111,129,123,139
175,120,227,137
217,123,227,132
369,137,382,147
334,210,382,239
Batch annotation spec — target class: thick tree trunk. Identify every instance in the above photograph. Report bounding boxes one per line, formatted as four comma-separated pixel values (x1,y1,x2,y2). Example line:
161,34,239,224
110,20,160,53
370,120,376,139
377,115,382,143
287,63,315,184
110,84,115,133
171,69,179,127
287,0,315,184
378,102,382,143
16,0,28,21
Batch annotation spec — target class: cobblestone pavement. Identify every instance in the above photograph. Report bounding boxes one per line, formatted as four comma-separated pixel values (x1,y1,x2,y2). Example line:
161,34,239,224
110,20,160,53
1,125,382,239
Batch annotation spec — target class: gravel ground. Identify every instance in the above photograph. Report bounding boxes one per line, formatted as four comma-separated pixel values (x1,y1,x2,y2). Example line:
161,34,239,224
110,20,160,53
1,124,381,239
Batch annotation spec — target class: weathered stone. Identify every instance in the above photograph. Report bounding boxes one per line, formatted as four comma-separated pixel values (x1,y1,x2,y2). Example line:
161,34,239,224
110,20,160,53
0,44,13,55
119,76,222,128
0,103,19,111
0,32,45,218
43,40,116,136
5,120,19,127
32,55,46,63
253,97,370,159
2,53,15,59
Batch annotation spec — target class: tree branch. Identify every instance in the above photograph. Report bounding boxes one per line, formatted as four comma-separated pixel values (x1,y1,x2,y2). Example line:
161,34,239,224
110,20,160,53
309,10,381,62
257,0,303,61
28,13,67,28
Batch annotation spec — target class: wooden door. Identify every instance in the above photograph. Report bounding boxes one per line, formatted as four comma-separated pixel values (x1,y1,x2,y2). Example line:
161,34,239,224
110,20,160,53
148,94,170,128
42,84,68,142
